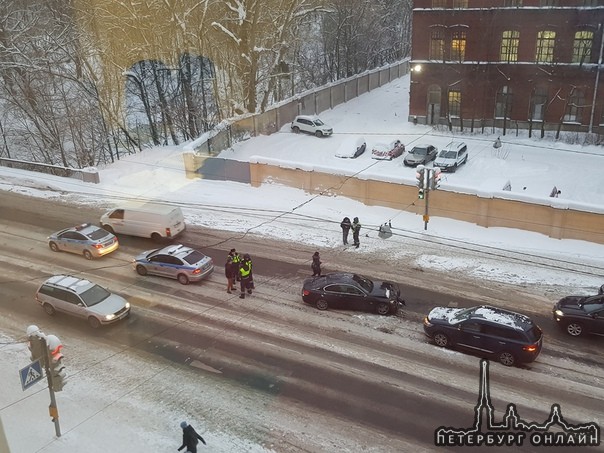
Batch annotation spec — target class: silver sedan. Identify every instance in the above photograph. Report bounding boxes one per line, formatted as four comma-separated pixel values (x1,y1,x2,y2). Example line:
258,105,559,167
48,223,119,260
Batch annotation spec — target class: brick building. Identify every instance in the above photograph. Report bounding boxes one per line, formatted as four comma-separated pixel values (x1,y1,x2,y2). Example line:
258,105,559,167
409,0,604,136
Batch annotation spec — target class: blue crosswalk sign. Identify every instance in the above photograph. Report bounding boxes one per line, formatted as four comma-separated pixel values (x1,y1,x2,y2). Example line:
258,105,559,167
19,360,44,391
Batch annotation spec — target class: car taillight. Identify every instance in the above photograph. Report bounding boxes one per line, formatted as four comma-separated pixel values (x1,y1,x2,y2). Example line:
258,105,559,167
94,244,103,249
523,344,538,352
302,290,310,296
166,228,171,237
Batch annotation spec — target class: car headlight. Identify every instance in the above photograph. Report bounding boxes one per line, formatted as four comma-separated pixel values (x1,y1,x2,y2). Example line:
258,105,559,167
125,302,131,308
105,314,116,320
423,317,433,327
554,309,564,317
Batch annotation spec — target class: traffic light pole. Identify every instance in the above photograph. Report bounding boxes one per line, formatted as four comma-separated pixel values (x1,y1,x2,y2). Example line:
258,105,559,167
32,335,61,437
424,179,430,231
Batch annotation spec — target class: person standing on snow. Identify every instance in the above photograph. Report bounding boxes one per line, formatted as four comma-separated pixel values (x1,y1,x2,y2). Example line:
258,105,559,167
225,250,237,294
352,217,361,248
311,251,322,276
178,421,206,452
340,216,352,245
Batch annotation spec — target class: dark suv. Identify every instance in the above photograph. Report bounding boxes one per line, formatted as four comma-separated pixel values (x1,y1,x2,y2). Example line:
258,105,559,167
423,305,543,366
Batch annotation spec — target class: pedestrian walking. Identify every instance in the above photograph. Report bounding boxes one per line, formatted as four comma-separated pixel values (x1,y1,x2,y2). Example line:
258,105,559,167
225,250,237,294
178,421,206,452
311,251,322,276
238,253,253,299
340,217,352,245
352,217,361,248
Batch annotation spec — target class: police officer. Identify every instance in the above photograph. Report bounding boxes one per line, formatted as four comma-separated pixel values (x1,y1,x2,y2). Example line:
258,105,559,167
238,254,252,299
352,217,361,248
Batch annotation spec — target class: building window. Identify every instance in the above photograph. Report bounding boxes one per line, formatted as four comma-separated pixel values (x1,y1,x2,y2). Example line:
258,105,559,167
573,31,593,64
495,86,513,118
535,31,556,63
540,0,557,6
582,0,598,6
451,30,467,61
564,89,584,123
530,87,548,121
432,0,447,6
500,31,519,62
430,28,445,60
448,90,461,117
453,0,468,7
504,0,522,5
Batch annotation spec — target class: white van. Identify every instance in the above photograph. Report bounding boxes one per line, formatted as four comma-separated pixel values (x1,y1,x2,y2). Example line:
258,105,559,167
100,203,186,240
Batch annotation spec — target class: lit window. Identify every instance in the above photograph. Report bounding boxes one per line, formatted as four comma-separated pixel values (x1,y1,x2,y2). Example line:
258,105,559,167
535,31,556,63
504,0,522,5
451,30,467,61
430,28,445,60
540,0,557,5
432,0,447,6
573,31,593,64
500,31,519,62
564,89,584,123
453,0,468,7
582,0,598,6
448,90,461,117
530,87,548,121
495,86,513,118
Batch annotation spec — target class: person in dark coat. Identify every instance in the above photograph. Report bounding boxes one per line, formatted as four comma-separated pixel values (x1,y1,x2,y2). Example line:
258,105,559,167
311,251,322,276
225,253,236,294
178,421,206,452
340,217,352,245
352,217,361,248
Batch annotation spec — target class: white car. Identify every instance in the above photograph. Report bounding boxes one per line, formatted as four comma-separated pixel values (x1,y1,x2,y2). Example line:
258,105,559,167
335,136,366,158
434,141,468,172
291,115,333,137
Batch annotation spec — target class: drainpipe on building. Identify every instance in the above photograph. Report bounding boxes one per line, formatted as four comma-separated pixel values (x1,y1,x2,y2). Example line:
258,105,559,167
589,23,604,134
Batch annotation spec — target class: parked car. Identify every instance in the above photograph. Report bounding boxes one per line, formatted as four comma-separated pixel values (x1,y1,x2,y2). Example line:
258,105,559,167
291,115,333,137
403,144,438,167
552,293,604,337
133,244,214,285
101,203,186,241
423,305,543,366
434,141,468,172
335,136,366,158
371,140,405,160
48,223,118,260
301,272,405,315
35,275,130,328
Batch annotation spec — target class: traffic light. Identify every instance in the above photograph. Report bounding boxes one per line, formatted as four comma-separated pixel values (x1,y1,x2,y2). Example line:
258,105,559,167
46,335,66,392
27,325,46,362
418,189,425,199
431,168,442,190
415,167,425,189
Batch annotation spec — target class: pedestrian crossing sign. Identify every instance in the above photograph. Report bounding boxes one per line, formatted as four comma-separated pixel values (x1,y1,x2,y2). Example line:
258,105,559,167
19,360,44,391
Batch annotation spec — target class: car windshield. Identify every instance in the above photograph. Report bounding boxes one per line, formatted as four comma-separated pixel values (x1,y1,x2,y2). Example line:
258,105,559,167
412,147,427,156
451,307,476,322
146,248,162,258
352,274,373,292
183,250,206,265
526,325,542,342
439,150,457,159
87,228,110,240
79,284,111,306
313,119,324,126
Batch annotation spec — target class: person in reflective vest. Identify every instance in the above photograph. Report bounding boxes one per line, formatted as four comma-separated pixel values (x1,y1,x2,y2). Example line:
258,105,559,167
239,254,252,299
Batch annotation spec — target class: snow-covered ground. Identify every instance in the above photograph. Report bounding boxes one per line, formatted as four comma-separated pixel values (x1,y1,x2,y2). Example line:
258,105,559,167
1,74,603,452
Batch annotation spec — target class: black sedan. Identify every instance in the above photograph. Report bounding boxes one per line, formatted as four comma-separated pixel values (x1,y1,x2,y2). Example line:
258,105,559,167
553,293,604,337
301,273,404,315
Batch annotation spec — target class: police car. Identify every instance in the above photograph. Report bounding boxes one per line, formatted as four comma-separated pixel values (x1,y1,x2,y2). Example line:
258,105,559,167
48,223,119,260
133,244,214,285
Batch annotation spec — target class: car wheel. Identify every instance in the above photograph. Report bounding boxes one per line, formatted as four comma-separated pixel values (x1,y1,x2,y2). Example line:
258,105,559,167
177,273,190,285
102,225,114,234
498,351,515,367
43,303,56,316
83,250,93,260
376,302,390,315
452,163,458,173
88,317,101,329
316,298,329,311
433,332,450,347
151,232,162,242
49,242,59,252
315,130,323,137
566,321,584,337
292,126,300,133
136,265,148,276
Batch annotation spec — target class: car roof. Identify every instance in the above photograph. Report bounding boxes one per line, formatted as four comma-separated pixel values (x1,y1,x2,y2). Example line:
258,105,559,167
443,141,466,151
295,115,319,121
44,275,96,293
156,244,195,258
412,144,433,149
469,305,534,331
